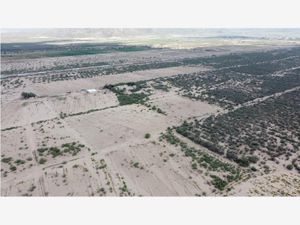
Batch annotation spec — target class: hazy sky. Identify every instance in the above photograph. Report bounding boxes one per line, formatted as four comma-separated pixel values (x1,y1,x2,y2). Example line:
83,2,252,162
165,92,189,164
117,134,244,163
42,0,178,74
1,0,300,28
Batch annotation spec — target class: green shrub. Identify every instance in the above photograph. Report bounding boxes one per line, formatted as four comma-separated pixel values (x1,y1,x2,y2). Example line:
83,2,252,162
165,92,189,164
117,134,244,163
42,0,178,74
21,92,36,99
248,155,259,164
1,157,12,163
144,133,151,139
235,157,250,167
117,92,148,105
37,148,48,154
39,158,47,164
48,147,61,158
156,108,166,115
251,166,257,171
226,150,238,161
192,163,198,170
210,175,228,191
286,164,293,170
14,159,26,165
10,166,17,171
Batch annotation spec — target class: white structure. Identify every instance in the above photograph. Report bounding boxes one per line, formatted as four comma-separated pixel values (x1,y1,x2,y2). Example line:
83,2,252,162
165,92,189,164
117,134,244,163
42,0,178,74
82,89,97,94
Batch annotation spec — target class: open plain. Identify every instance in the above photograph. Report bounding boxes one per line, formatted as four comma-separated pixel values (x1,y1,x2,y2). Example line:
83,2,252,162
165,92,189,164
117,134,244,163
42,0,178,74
1,29,300,196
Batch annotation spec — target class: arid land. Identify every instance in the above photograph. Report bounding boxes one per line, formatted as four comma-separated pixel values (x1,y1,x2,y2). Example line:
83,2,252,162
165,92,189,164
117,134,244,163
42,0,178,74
1,38,300,196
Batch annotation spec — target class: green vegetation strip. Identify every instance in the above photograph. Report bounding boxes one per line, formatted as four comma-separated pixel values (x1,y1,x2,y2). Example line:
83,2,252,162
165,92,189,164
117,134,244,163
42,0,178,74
104,82,167,114
37,142,85,163
159,128,241,191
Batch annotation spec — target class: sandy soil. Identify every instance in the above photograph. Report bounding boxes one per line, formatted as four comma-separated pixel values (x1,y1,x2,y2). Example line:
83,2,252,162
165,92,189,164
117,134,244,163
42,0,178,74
2,45,299,196
230,172,300,196
1,101,221,196
1,85,223,196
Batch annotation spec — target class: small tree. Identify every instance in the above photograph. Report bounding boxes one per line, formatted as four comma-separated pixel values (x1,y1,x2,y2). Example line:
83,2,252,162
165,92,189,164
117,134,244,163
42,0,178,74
144,133,151,139
21,92,36,99
39,158,47,164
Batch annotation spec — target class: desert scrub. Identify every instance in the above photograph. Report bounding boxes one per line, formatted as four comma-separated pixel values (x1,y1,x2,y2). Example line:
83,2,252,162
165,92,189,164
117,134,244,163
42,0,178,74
61,142,83,156
67,105,118,117
286,164,293,170
10,165,17,171
21,92,36,99
39,158,47,164
97,187,106,196
1,126,20,132
117,91,149,105
1,157,13,163
105,83,149,105
105,81,167,116
159,128,181,145
175,90,300,171
210,175,228,191
28,185,36,192
144,103,167,115
152,82,170,92
37,142,84,160
130,161,142,169
144,133,151,139
59,112,67,119
160,128,242,190
14,159,26,165
192,162,198,170
47,147,62,158
156,107,167,115
97,159,107,169
119,181,131,196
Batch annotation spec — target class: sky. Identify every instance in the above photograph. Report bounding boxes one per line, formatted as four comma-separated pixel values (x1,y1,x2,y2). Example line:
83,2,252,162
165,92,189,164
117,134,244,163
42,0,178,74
1,0,300,28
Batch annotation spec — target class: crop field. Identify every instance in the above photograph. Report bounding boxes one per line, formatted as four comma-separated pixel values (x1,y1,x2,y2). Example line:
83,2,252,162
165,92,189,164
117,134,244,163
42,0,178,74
1,42,155,59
